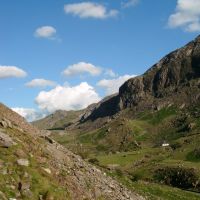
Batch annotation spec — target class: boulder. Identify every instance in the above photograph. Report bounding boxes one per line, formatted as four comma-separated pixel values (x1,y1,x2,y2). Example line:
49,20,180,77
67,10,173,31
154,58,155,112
0,131,16,148
0,118,12,128
17,159,29,167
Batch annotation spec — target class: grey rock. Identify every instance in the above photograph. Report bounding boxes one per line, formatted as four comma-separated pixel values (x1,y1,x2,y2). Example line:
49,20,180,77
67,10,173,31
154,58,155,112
0,118,12,128
0,131,16,148
17,159,29,167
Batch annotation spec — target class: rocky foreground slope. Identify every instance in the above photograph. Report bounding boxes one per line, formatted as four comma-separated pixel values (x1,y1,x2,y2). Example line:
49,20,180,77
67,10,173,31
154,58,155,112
0,103,143,200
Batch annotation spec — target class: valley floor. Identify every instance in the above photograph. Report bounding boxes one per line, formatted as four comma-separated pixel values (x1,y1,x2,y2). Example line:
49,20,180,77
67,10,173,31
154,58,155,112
51,106,200,200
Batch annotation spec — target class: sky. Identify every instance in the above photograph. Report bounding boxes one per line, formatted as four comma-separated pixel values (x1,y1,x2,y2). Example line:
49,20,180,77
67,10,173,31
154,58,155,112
0,0,200,121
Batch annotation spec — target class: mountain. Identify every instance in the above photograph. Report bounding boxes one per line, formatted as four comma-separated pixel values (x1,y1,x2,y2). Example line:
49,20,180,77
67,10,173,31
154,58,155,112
45,35,200,199
48,35,200,134
32,110,83,130
83,35,200,122
0,103,143,200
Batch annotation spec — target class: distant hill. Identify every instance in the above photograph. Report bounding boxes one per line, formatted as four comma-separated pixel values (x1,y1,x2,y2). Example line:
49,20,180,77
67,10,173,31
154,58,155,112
32,109,83,130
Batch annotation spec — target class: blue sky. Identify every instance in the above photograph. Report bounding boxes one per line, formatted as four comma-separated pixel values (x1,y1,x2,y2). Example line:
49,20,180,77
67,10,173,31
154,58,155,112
0,0,200,121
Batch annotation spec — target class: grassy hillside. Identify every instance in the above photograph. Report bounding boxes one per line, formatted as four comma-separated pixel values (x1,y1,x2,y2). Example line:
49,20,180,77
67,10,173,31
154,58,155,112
52,105,200,199
32,110,83,130
0,103,143,200
0,127,70,199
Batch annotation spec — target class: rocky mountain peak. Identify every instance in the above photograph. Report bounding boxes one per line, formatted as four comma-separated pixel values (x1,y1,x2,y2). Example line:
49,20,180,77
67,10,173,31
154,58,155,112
79,35,200,122
119,34,200,110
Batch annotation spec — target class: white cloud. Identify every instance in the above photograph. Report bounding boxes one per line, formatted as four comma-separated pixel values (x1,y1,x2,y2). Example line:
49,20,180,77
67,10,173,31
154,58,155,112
35,82,101,112
122,0,140,8
25,79,56,88
97,74,136,95
0,66,27,79
34,26,57,39
64,2,118,19
12,107,45,122
168,0,200,32
63,62,102,77
104,69,117,77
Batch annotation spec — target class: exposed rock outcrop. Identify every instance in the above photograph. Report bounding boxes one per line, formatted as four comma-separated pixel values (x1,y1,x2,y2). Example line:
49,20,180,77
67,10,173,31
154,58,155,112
80,93,120,122
0,131,17,148
83,35,200,121
119,35,200,110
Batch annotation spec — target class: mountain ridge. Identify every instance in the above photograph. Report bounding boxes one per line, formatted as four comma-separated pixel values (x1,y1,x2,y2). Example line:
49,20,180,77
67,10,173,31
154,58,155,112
82,34,200,122
34,35,200,131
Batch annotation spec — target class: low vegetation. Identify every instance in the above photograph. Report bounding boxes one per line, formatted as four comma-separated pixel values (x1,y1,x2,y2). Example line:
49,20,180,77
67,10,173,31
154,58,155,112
52,105,200,199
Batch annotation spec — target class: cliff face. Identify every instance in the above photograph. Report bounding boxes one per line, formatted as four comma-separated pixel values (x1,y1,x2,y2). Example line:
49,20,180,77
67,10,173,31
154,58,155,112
83,35,200,122
80,93,120,122
119,35,200,110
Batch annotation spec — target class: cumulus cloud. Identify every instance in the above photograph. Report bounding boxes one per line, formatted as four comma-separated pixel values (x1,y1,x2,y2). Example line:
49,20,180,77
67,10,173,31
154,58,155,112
34,26,57,39
63,62,102,77
122,0,140,8
168,0,200,32
12,107,45,122
97,74,136,95
0,66,27,79
25,79,56,88
64,2,118,19
35,82,101,113
104,69,117,77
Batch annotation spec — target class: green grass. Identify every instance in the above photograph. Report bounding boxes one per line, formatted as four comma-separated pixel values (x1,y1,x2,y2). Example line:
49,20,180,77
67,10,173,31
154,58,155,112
139,107,177,125
107,170,200,200
51,105,200,199
0,129,70,200
132,181,200,200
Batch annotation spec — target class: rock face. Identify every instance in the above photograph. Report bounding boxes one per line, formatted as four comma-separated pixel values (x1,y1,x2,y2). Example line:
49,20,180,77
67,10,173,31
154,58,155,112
80,93,120,122
119,35,200,110
83,35,200,120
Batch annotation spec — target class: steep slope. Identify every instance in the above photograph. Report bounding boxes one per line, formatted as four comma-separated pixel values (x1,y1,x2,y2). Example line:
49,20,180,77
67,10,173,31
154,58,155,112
82,35,200,122
33,94,119,131
0,103,143,200
0,103,39,135
119,35,200,110
33,110,83,130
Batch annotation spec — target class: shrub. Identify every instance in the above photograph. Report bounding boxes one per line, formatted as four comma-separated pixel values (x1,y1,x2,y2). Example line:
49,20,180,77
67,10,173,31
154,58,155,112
130,173,142,182
187,148,200,162
154,166,199,190
115,168,123,177
170,142,181,150
96,144,107,152
88,158,99,165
